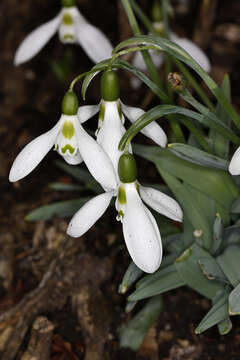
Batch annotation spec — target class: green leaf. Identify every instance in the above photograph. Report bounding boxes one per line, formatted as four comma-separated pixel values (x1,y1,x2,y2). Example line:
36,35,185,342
229,283,240,315
134,145,239,210
198,257,227,283
175,244,224,299
222,225,240,249
128,265,185,301
217,245,240,287
119,262,143,294
168,143,229,170
195,290,229,334
211,214,224,256
114,35,240,129
26,197,91,221
119,295,163,351
231,195,240,214
209,75,231,159
49,182,84,191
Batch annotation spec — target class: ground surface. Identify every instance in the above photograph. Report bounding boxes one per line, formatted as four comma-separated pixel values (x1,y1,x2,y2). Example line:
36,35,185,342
1,0,240,359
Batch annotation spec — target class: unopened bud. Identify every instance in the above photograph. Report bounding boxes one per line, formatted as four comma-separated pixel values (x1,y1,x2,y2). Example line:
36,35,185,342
168,72,186,92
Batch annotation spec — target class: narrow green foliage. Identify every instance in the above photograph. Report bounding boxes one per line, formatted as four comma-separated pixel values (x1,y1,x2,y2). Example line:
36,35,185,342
119,262,143,294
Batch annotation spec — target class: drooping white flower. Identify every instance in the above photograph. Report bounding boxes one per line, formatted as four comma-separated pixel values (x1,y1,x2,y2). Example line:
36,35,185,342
14,0,113,66
131,23,211,89
9,91,117,191
78,70,167,175
67,153,183,273
229,147,240,176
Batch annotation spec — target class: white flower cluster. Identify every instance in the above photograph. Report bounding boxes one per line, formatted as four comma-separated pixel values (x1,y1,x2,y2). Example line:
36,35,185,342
9,68,183,273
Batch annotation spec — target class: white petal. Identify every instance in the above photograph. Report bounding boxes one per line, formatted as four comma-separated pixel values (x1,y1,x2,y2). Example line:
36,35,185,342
14,12,62,66
139,185,183,222
75,13,113,63
171,33,211,73
97,101,126,174
229,147,240,175
76,124,117,190
123,185,162,273
77,104,100,124
121,103,167,147
63,152,83,165
9,121,61,182
132,49,164,72
67,191,113,237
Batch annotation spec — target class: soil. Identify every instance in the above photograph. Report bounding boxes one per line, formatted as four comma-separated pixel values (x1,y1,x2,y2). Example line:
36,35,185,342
1,0,240,359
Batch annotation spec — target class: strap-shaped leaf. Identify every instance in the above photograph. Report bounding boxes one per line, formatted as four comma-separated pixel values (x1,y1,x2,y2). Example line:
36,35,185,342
229,283,240,315
134,145,238,210
26,197,91,221
119,262,143,294
195,291,229,334
128,265,185,301
119,295,163,351
114,35,240,129
175,244,224,299
217,245,240,287
169,143,229,170
119,105,240,151
211,214,224,256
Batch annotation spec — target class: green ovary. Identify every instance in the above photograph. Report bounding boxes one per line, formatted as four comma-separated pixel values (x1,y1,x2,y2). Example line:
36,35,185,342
63,34,74,41
61,144,75,154
62,121,74,139
63,13,73,25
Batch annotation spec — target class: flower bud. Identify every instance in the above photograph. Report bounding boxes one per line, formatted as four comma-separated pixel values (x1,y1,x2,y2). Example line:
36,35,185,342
168,72,186,92
151,0,163,22
61,0,76,7
118,153,137,183
100,70,120,102
62,91,79,115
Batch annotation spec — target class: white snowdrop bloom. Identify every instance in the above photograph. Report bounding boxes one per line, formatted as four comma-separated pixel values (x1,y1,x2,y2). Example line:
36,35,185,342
67,153,183,273
132,23,211,89
14,0,113,66
77,70,168,175
9,91,117,191
229,147,240,176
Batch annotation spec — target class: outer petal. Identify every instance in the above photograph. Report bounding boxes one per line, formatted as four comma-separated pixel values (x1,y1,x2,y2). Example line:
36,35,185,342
75,12,113,63
9,121,61,182
76,124,117,190
77,104,100,124
67,191,113,237
123,184,162,273
63,153,83,165
229,147,240,175
14,12,62,66
121,103,167,147
97,101,126,174
171,32,211,73
139,185,183,222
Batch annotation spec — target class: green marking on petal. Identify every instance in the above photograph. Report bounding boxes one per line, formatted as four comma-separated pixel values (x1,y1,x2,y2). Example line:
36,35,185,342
117,210,125,220
61,144,75,154
118,186,126,205
63,34,74,41
99,103,105,122
63,13,73,25
62,121,75,139
117,101,122,119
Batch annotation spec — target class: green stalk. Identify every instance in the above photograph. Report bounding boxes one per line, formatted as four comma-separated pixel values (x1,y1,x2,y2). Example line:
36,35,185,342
130,0,215,110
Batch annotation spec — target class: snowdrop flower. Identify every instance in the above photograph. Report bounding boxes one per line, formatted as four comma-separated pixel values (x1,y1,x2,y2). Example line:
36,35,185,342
67,153,183,273
14,0,113,66
9,90,117,191
78,70,168,174
229,147,240,175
